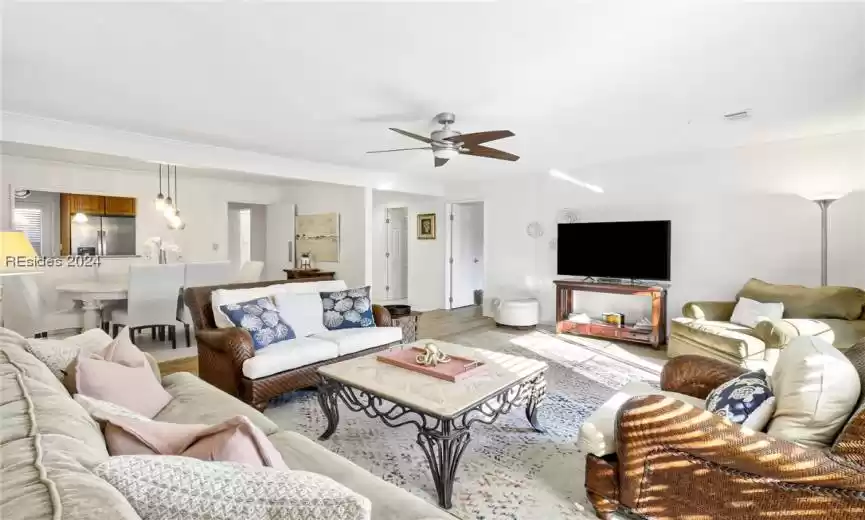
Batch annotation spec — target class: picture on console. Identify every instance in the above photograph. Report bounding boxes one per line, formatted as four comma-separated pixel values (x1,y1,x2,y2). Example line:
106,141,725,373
557,220,671,281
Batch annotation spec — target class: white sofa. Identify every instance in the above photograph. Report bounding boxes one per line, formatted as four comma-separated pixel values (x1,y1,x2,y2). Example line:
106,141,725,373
193,278,402,408
211,279,402,380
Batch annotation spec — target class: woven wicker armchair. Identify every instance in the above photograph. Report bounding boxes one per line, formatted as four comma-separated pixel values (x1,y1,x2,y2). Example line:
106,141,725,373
184,279,394,410
585,342,865,519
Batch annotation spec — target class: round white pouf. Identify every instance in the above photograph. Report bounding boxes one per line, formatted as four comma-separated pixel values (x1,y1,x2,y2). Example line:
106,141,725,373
493,298,540,328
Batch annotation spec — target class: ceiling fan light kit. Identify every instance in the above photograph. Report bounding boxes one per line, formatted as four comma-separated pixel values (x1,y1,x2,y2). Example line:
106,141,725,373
433,148,459,160
367,112,519,168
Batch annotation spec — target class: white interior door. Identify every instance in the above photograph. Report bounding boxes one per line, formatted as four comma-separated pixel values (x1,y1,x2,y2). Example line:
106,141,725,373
265,202,295,280
385,208,408,300
468,204,484,299
450,202,484,308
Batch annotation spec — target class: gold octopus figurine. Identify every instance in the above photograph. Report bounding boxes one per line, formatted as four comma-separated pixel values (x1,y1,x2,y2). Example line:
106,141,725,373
416,342,452,367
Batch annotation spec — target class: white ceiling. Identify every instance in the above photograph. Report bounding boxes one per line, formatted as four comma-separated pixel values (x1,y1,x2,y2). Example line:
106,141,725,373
3,1,864,182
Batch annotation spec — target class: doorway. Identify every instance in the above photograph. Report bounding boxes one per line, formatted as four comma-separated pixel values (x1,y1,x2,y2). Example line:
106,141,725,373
227,203,268,271
384,207,408,301
448,201,484,309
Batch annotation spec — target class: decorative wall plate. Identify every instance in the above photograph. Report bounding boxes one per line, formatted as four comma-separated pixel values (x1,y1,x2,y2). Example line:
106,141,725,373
526,221,544,238
556,209,579,224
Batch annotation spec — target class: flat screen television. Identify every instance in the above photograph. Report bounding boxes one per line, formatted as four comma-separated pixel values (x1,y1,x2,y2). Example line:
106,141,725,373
557,220,671,281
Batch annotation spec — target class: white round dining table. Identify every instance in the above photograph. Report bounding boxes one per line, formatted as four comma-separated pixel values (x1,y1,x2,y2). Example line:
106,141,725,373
56,281,128,330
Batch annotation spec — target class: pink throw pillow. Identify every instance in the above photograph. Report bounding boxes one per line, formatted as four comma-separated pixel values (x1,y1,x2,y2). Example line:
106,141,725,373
101,413,287,469
65,327,172,418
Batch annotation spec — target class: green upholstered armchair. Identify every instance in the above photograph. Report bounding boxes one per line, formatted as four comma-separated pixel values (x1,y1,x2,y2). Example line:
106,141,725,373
669,278,865,370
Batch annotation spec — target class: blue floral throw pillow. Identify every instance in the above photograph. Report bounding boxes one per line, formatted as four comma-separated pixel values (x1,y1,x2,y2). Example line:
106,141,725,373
320,286,375,330
219,297,295,350
706,370,776,430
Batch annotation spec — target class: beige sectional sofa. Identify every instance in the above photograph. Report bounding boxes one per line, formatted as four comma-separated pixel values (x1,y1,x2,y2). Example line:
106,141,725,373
669,278,865,370
0,331,451,520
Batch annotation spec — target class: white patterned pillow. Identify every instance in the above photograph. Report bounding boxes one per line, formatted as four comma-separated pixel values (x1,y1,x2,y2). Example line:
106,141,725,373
320,286,375,330
94,455,372,520
220,297,295,350
26,328,114,380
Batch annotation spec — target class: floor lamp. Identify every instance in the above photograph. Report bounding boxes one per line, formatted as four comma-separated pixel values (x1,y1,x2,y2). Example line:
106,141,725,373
806,193,846,286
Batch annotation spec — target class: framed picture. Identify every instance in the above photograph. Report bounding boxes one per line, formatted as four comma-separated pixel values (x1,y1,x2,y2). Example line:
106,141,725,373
295,212,340,262
417,213,436,240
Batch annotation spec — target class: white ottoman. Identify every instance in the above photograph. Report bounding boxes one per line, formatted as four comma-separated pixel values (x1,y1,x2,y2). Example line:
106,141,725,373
493,298,540,329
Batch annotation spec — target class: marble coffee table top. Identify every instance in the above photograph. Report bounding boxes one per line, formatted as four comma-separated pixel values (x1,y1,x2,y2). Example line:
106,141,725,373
318,339,548,418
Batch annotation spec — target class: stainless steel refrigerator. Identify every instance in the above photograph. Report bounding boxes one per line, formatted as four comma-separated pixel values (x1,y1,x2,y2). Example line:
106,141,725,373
71,216,136,256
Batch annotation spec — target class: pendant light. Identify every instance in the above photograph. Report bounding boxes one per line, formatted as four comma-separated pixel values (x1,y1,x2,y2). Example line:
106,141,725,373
167,166,183,229
154,164,166,210
175,165,186,230
163,165,176,218
167,166,185,230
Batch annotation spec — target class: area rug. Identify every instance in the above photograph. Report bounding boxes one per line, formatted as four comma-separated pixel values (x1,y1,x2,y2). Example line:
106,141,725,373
265,329,661,520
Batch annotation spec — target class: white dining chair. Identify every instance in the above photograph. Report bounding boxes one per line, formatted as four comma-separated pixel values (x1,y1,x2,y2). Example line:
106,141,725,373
236,260,265,283
175,261,235,347
97,257,143,283
2,276,84,338
110,264,186,348
97,257,147,331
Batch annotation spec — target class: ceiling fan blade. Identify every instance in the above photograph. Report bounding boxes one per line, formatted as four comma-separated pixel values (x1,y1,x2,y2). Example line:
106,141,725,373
460,145,519,162
445,130,514,146
366,147,432,154
435,157,449,168
389,128,432,144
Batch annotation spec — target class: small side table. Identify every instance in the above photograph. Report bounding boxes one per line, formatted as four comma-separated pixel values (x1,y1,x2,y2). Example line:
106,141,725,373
390,311,421,344
283,269,336,280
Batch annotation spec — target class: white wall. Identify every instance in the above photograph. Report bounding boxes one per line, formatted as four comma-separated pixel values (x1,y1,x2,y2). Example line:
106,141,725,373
2,155,287,262
372,190,447,311
479,180,865,325
285,183,368,288
448,133,865,325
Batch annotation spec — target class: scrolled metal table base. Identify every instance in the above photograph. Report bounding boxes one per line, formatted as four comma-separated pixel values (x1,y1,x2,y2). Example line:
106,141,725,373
316,373,547,509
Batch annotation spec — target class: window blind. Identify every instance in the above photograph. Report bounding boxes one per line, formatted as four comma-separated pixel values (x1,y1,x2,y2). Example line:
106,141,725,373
13,207,43,256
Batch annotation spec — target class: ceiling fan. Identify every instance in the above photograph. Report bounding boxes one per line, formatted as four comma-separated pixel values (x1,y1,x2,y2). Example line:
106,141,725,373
367,112,518,167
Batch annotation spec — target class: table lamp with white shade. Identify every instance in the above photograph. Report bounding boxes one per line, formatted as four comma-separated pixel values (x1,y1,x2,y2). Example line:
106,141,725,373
0,231,41,327
0,231,40,276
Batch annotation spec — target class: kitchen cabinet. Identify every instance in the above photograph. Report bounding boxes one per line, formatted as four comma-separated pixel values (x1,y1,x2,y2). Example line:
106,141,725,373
60,193,137,255
104,196,136,216
65,194,105,215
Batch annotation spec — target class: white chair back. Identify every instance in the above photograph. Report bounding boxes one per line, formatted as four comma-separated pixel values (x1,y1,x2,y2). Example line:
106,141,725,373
183,261,235,288
237,261,265,283
126,264,186,327
97,257,145,283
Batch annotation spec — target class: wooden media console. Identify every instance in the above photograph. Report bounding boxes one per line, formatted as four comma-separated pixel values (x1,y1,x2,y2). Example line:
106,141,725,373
554,279,667,349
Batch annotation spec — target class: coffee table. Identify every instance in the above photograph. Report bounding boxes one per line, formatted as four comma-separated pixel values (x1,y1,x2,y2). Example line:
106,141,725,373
316,339,548,509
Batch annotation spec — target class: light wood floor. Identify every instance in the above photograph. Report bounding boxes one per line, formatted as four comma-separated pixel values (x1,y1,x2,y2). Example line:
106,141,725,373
158,306,494,377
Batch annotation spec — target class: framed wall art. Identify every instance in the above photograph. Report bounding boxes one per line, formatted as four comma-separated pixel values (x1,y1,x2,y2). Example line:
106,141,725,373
417,213,436,240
